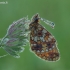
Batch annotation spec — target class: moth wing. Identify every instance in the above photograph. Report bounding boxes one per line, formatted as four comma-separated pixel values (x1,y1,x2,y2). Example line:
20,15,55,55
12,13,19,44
30,24,59,61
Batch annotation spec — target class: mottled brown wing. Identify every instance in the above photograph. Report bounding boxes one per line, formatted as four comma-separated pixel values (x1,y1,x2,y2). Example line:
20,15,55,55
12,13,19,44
30,24,59,61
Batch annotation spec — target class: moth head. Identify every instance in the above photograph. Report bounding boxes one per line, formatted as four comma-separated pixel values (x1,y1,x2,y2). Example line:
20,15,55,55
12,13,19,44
29,14,40,30
31,13,40,23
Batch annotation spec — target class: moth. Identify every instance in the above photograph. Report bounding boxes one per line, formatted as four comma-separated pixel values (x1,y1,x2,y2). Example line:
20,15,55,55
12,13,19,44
29,14,59,61
0,14,60,61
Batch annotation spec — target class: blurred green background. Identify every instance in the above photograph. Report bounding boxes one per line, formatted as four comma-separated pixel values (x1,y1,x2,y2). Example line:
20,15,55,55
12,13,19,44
0,0,70,70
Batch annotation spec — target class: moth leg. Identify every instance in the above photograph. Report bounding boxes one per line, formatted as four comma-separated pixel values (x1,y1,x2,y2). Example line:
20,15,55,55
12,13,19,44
40,18,55,28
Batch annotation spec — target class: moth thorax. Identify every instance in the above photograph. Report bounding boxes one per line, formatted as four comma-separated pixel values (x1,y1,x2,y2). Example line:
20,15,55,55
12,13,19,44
29,22,38,30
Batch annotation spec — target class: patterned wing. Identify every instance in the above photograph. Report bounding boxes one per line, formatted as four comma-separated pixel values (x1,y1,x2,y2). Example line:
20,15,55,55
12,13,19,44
30,23,59,61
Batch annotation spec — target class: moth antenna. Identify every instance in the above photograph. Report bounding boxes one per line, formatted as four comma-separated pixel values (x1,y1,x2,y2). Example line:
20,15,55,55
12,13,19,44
41,18,55,29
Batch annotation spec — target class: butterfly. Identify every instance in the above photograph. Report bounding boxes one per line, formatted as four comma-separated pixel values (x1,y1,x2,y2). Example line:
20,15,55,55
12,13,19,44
0,14,60,61
29,14,60,61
